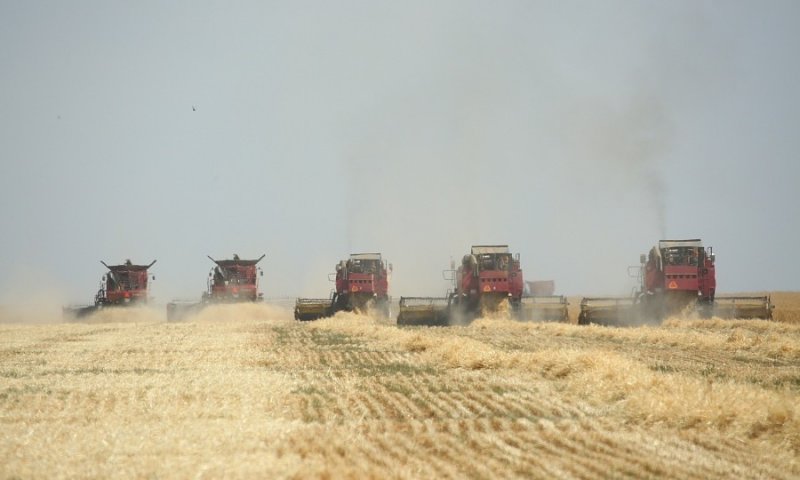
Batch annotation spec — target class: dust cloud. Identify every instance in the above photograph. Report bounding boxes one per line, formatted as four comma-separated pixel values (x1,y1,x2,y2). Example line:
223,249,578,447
0,300,294,326
0,304,63,325
176,302,294,324
0,274,67,324
71,306,165,324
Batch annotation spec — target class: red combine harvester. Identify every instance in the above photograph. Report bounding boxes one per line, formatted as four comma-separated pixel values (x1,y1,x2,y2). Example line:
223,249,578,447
63,259,157,320
167,254,265,321
295,253,391,320
397,245,567,326
578,239,774,326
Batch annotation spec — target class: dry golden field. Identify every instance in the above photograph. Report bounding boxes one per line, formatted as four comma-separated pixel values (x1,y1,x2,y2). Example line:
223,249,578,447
1,294,800,479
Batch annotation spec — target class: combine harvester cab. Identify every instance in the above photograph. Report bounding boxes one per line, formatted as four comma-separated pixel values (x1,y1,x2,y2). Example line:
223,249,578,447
63,259,157,321
398,245,568,326
578,239,775,326
294,253,392,321
166,254,264,321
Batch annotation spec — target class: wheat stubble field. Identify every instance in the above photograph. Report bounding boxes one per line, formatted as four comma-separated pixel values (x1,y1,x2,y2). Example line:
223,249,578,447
2,294,799,479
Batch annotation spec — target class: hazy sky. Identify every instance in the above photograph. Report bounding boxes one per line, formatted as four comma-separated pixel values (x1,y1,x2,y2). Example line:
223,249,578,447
1,1,798,306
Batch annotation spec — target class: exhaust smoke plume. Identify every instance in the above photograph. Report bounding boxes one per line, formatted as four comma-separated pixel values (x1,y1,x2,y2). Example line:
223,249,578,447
338,6,682,296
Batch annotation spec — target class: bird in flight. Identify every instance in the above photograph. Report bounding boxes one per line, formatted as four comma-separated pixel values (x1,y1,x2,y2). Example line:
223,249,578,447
192,105,196,112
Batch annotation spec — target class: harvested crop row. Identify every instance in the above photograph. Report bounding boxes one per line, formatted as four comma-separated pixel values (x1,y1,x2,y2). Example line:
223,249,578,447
2,301,799,478
314,313,800,462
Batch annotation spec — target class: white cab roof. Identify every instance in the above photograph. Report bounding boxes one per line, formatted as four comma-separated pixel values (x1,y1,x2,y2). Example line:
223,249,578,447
659,239,703,249
471,245,510,255
350,253,382,260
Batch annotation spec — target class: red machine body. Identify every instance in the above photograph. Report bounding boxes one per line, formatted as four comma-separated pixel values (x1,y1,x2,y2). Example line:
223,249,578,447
204,254,265,303
98,260,156,306
335,254,389,298
333,253,390,311
453,245,524,311
642,239,716,306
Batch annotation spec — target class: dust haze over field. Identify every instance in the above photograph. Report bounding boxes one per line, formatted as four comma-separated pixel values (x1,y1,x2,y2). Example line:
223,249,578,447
1,2,799,304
